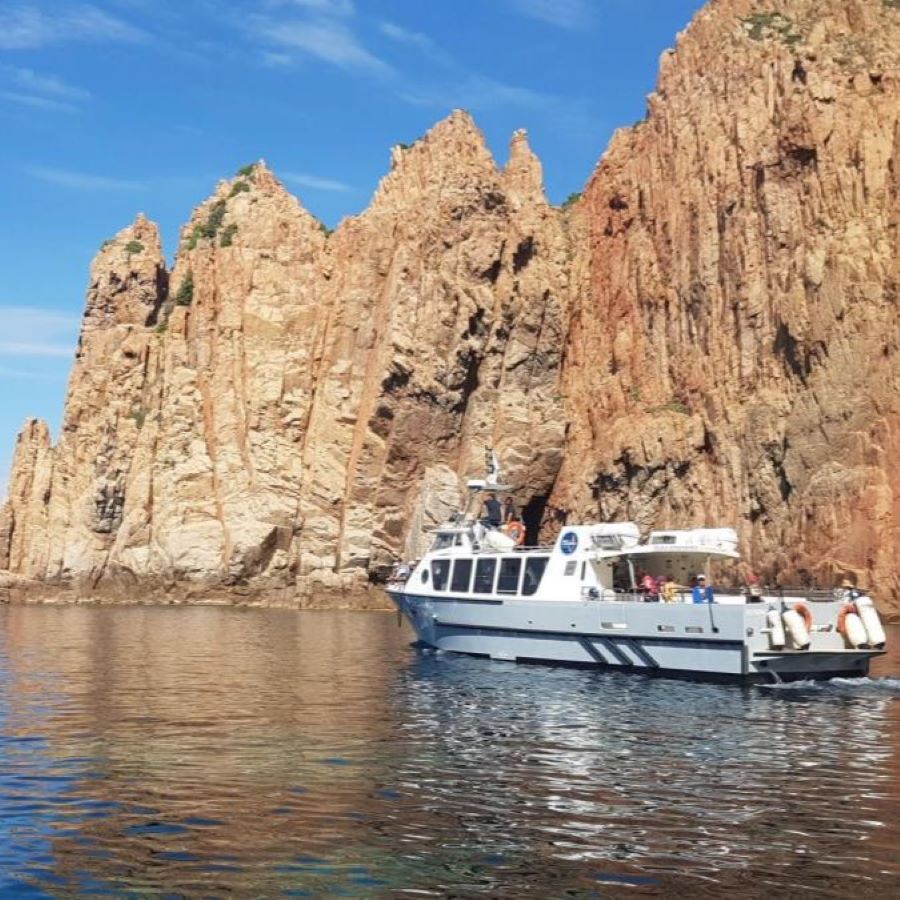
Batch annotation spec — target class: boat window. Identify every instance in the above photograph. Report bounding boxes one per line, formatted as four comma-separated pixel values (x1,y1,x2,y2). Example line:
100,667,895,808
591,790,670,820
454,534,464,546
522,557,549,596
497,558,522,594
451,559,473,593
580,561,586,580
421,568,429,584
431,534,454,552
473,558,496,594
431,559,450,591
651,534,677,544
564,560,577,576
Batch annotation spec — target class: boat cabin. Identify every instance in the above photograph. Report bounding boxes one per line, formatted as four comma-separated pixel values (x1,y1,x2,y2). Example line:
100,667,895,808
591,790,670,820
409,522,740,603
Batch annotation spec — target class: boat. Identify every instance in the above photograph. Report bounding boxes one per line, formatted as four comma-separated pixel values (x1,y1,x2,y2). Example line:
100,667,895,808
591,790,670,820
387,452,888,683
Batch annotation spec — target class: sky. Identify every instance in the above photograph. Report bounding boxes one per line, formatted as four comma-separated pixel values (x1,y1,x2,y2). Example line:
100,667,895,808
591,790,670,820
0,0,706,494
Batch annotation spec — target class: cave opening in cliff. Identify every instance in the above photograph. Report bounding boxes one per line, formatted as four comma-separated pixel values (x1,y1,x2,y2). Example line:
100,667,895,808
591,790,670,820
521,495,548,547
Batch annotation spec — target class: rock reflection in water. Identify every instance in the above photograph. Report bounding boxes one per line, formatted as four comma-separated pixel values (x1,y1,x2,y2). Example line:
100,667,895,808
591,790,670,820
0,606,898,896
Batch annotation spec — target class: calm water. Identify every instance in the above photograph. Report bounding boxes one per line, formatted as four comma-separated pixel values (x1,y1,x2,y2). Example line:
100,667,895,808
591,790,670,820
1,606,899,897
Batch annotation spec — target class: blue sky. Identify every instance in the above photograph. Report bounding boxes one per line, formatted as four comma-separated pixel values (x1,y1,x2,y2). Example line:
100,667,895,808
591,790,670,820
0,0,705,493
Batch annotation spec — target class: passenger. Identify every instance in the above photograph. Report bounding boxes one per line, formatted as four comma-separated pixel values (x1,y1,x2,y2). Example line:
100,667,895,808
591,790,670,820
661,575,679,604
481,491,503,529
692,574,714,604
502,496,517,523
640,572,658,601
396,560,411,581
746,574,763,602
840,578,861,601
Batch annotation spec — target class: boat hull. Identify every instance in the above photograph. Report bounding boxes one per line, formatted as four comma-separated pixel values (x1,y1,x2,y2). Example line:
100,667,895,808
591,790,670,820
388,590,883,683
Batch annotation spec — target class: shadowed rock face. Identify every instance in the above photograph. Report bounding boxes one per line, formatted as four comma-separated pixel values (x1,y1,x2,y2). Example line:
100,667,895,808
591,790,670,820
0,113,568,603
2,0,900,614
552,0,900,613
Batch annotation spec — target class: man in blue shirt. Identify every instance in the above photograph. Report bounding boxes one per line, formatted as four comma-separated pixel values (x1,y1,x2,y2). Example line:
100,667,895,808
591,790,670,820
692,574,714,604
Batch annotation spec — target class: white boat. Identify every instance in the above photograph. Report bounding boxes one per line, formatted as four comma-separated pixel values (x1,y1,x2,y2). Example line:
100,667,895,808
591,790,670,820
387,455,888,683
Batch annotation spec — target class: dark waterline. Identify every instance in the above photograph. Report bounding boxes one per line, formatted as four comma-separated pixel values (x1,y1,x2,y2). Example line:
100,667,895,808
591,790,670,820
1,605,898,897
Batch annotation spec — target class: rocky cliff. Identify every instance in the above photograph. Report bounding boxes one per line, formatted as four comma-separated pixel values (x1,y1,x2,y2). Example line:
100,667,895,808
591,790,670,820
0,114,567,605
2,0,899,613
553,0,900,614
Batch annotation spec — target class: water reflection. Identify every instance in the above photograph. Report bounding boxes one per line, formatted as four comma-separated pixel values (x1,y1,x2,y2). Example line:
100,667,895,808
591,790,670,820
0,606,898,896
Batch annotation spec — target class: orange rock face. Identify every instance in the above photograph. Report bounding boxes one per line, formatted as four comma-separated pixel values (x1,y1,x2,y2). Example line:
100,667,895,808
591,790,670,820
2,0,899,614
0,113,567,604
552,0,900,614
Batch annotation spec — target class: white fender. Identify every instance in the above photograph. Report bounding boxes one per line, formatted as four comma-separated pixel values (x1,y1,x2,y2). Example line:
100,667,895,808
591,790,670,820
782,609,810,650
842,612,868,649
855,596,886,649
766,609,785,649
483,529,516,552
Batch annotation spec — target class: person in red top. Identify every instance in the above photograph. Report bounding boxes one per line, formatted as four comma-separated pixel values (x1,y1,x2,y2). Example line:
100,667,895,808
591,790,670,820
640,572,659,601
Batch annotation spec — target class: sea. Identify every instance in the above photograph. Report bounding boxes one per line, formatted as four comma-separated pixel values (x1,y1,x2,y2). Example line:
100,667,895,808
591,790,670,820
1,605,898,897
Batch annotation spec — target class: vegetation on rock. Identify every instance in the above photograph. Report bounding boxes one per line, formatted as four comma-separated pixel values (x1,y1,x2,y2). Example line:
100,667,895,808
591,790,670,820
174,271,194,306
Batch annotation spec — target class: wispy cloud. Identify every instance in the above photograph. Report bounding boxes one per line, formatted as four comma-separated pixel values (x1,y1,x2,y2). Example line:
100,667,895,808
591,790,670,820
401,75,553,112
0,364,66,380
0,3,146,50
7,66,90,100
378,21,437,53
507,0,592,29
281,171,351,192
253,17,391,74
1,65,90,113
25,165,144,191
0,306,80,360
0,90,77,113
268,0,355,15
380,20,563,113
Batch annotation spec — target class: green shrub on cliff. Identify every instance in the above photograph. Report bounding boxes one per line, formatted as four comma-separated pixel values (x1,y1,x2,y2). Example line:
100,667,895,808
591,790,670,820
175,272,194,306
742,11,802,44
229,180,250,197
237,163,256,178
220,223,238,247
125,240,144,255
187,200,227,250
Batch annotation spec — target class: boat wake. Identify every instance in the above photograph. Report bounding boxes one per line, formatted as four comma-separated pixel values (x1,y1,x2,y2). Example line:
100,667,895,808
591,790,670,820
759,676,900,694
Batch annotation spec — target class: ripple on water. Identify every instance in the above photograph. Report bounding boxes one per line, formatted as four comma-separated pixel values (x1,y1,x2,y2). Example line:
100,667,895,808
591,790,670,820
0,606,899,896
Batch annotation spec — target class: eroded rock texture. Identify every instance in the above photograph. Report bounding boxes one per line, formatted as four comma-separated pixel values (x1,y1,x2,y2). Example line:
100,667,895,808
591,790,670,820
552,0,900,613
1,114,567,603
3,0,900,614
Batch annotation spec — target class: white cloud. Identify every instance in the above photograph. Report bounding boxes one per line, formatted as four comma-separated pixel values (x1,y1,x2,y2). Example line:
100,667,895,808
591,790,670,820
0,306,80,359
272,0,355,15
0,90,78,113
0,364,66,379
1,66,91,113
7,66,90,99
379,21,435,52
508,0,592,29
0,3,146,49
401,75,553,112
281,171,351,192
25,165,144,191
254,17,391,74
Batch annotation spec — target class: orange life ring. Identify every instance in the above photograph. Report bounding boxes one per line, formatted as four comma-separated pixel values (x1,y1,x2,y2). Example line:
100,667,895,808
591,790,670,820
837,602,858,636
793,601,814,632
504,520,526,545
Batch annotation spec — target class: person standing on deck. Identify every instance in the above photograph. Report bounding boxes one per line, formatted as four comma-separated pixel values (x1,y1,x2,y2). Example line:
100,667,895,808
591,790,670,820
692,574,714,604
481,492,502,528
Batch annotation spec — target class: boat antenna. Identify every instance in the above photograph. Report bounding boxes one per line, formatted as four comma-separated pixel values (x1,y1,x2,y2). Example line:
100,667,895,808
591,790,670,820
485,446,501,486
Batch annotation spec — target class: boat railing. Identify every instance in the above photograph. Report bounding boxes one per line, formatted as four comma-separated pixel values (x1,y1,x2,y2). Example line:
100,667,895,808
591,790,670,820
578,587,857,604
